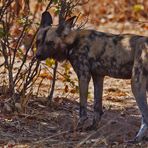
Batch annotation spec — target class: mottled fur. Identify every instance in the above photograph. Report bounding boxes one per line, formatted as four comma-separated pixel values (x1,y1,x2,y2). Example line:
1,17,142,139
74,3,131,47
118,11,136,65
36,12,148,142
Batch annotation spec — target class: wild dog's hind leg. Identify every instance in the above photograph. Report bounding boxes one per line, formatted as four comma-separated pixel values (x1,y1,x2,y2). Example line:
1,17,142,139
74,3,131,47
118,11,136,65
91,75,104,128
135,77,148,142
131,66,148,142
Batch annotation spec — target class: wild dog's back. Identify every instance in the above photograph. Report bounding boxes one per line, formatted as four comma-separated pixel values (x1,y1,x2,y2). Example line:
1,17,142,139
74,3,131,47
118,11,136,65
68,30,147,79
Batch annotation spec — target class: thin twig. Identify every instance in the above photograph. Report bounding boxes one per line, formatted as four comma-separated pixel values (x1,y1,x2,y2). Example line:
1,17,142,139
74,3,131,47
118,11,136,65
20,58,40,95
25,61,40,90
13,29,39,84
11,21,28,67
36,78,44,97
26,64,41,90
0,62,5,67
34,130,69,144
0,0,14,20
45,0,53,11
48,61,58,101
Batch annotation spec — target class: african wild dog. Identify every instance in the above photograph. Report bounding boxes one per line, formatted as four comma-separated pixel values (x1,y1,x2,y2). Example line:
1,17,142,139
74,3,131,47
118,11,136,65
36,12,148,142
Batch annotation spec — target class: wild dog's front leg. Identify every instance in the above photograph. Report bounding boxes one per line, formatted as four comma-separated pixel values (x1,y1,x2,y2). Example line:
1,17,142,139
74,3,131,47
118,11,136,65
77,76,90,129
92,75,104,128
70,53,91,129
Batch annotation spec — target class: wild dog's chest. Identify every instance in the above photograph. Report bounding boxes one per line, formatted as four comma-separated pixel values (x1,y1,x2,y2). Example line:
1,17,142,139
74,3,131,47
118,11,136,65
68,45,91,78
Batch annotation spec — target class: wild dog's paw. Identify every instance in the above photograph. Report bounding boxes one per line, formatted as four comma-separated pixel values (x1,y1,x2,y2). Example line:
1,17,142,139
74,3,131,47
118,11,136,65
125,135,148,144
76,116,89,131
132,120,148,143
86,118,100,131
125,137,143,144
88,111,103,130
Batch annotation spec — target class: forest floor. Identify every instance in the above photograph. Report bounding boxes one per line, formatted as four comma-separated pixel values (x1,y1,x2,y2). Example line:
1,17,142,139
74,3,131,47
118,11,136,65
0,20,148,148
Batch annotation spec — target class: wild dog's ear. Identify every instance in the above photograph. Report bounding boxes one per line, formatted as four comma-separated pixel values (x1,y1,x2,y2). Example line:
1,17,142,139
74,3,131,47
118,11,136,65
56,16,76,35
40,11,53,27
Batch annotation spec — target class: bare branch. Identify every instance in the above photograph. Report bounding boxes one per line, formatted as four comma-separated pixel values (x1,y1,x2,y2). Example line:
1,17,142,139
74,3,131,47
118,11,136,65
11,19,29,67
45,0,53,11
0,0,14,20
48,61,58,101
13,29,39,84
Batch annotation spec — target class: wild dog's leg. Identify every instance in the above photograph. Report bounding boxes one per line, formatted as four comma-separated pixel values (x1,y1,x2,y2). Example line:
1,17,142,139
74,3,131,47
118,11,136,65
131,66,148,142
70,53,91,129
92,75,104,128
77,75,91,128
137,77,148,140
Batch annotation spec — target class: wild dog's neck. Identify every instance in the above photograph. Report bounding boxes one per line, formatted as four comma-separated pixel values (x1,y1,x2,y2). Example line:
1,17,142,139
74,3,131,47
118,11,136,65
64,30,89,59
64,29,94,46
63,30,78,45
61,30,78,58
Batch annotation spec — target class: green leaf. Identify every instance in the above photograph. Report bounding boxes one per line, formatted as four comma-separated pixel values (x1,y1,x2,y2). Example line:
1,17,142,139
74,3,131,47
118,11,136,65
46,58,55,67
55,9,60,15
133,4,144,12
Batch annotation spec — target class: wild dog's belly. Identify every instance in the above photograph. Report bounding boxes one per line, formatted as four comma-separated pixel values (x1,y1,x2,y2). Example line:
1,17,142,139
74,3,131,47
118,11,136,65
90,58,133,79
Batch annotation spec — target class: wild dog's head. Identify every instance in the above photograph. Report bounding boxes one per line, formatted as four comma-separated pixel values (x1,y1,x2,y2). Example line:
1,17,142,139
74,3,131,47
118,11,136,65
36,11,76,61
